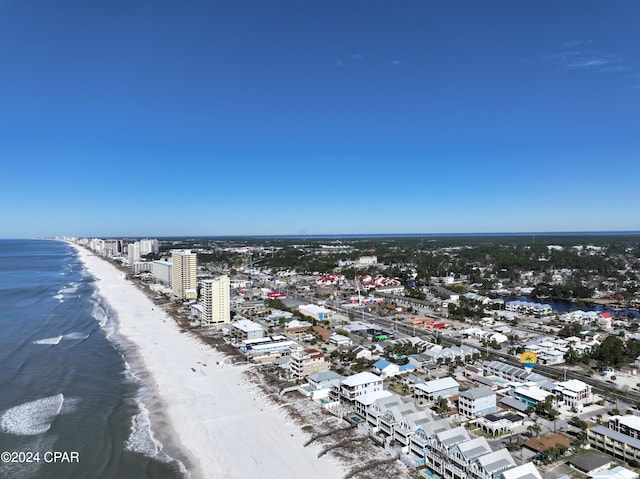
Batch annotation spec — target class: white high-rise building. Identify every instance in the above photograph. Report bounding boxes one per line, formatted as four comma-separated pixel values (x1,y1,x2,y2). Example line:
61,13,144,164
201,276,230,324
171,250,197,299
139,239,159,255
128,242,141,264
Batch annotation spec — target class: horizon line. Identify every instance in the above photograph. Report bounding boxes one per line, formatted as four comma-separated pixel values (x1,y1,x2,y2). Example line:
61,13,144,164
10,229,640,240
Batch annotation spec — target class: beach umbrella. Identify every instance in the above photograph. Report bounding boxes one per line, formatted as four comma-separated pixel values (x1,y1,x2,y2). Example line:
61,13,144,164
520,351,537,373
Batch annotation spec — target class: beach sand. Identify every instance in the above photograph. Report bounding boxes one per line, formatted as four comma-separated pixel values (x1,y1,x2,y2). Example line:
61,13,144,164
74,245,345,479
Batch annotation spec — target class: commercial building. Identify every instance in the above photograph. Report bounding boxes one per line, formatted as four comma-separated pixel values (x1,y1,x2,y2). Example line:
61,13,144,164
171,250,197,299
201,276,230,324
298,304,332,322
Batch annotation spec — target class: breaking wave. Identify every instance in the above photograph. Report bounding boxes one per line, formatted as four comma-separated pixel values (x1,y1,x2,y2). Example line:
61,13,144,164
0,394,64,436
32,336,63,345
31,332,89,345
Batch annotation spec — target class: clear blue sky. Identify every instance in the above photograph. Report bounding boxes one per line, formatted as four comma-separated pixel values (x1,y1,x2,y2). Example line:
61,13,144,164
1,1,639,237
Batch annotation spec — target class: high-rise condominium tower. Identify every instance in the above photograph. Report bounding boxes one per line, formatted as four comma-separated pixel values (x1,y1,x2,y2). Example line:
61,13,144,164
171,249,197,299
201,276,230,324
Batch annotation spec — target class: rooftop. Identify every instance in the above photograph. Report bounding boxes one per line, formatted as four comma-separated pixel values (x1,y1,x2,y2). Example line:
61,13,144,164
460,386,495,400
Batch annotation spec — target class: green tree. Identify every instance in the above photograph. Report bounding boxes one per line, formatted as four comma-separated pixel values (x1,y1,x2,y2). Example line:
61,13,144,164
435,397,449,415
527,423,542,437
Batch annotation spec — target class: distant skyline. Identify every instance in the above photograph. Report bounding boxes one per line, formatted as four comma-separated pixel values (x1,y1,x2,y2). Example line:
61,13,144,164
1,1,639,238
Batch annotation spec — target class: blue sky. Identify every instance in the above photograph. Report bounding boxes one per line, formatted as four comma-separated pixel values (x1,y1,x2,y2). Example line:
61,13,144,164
1,1,639,237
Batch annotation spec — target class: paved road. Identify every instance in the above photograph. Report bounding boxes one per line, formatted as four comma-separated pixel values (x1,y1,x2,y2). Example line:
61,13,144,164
320,293,638,411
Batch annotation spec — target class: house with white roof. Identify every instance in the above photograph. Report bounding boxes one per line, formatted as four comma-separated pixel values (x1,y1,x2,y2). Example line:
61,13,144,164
591,466,638,479
512,383,554,407
554,379,593,410
609,414,640,438
413,377,459,403
393,410,437,448
470,448,517,479
353,389,394,418
499,462,543,479
425,426,472,474
224,319,264,343
330,371,384,413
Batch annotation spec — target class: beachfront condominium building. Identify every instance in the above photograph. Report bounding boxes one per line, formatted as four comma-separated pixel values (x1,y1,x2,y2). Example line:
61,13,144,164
128,242,140,264
201,276,230,324
171,250,197,299
139,239,159,255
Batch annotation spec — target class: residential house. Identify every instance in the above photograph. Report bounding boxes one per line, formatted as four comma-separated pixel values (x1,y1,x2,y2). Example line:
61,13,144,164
512,383,554,408
458,387,497,418
289,348,329,379
413,377,459,403
554,379,593,410
499,463,543,479
477,413,524,436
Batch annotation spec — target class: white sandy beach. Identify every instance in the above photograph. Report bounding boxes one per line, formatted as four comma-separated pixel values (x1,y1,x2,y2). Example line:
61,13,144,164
74,245,345,479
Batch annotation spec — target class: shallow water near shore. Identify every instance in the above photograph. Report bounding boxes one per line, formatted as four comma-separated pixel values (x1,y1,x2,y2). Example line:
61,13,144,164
0,239,184,479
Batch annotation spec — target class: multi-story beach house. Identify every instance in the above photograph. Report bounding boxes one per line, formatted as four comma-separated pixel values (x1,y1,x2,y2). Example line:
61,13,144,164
458,387,497,418
413,377,459,403
330,372,387,416
554,379,593,410
289,348,329,379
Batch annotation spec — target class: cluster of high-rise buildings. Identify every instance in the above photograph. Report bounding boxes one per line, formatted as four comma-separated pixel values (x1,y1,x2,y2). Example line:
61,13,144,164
77,239,230,325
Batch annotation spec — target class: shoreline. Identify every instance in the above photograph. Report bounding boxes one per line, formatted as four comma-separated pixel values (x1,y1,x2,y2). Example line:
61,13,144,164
71,244,346,479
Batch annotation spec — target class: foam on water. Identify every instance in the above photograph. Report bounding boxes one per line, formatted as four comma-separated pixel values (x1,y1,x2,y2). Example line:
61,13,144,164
125,402,162,457
58,282,79,295
32,332,88,345
0,394,64,436
124,398,188,476
32,336,63,345
53,293,64,302
62,331,90,340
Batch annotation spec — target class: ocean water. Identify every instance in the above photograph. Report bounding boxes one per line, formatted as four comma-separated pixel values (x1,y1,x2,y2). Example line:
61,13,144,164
0,240,185,479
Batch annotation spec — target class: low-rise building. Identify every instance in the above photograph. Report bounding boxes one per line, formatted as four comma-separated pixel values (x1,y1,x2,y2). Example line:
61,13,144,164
477,412,524,436
458,387,497,418
239,335,301,361
609,414,640,439
554,379,593,410
330,372,384,411
413,377,459,403
289,348,329,379
298,304,332,322
512,383,554,407
499,463,543,479
225,319,264,343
